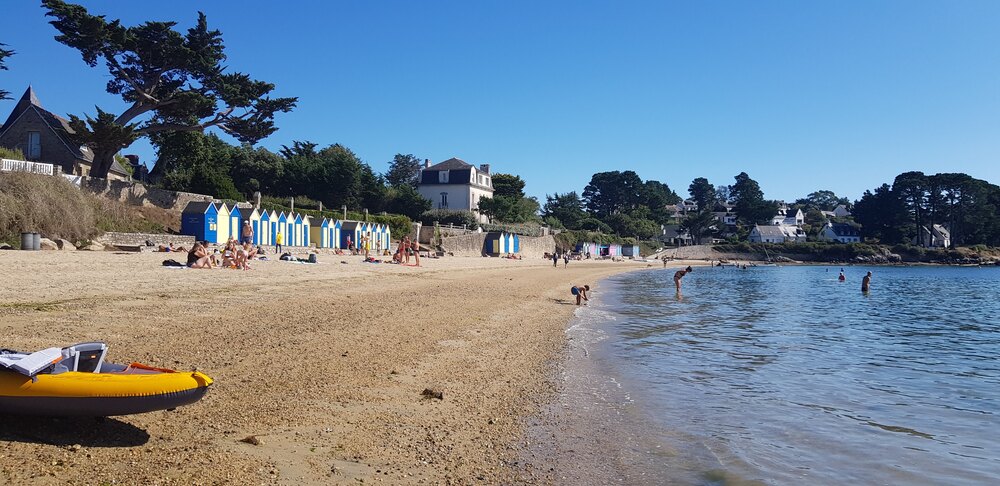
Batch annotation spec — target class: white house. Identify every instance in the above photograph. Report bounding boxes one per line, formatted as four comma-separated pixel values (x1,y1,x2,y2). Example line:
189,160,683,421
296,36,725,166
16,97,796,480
915,224,951,248
749,224,806,243
822,204,851,219
818,222,861,243
417,158,495,223
771,207,804,226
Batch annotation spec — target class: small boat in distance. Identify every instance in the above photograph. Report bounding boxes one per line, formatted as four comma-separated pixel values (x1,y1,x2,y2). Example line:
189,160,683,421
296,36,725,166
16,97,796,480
0,342,213,416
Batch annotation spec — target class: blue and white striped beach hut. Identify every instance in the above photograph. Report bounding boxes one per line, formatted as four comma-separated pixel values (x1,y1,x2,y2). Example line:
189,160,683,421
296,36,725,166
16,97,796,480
292,213,304,247
484,232,510,255
180,201,219,243
276,212,289,246
228,206,242,242
513,234,520,253
312,217,330,248
259,210,271,246
340,221,362,250
575,242,598,257
331,220,342,249
268,210,279,245
621,245,640,257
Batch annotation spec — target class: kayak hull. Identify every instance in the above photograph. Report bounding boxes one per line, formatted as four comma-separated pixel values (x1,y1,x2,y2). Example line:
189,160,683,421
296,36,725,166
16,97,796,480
0,367,212,416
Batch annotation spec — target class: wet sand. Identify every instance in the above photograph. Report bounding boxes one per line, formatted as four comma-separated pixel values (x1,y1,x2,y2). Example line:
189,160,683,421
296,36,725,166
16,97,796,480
0,250,676,484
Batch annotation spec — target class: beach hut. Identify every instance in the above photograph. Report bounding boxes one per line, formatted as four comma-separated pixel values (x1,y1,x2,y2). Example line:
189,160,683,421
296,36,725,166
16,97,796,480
276,212,288,247
513,234,521,253
300,214,312,247
228,206,242,242
373,224,385,252
259,210,271,246
340,221,362,250
331,220,342,249
180,201,219,243
621,245,640,257
575,242,598,257
484,232,510,255
382,224,391,251
309,216,328,248
214,203,230,244
285,213,295,247
291,213,303,247
506,233,517,254
268,210,279,245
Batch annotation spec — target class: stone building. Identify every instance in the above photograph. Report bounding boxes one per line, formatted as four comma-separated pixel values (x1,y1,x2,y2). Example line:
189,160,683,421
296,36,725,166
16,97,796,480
0,86,130,180
417,157,495,223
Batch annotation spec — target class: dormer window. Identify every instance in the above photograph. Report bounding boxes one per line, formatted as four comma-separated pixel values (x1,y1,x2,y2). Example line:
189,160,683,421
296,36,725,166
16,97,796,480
439,171,449,183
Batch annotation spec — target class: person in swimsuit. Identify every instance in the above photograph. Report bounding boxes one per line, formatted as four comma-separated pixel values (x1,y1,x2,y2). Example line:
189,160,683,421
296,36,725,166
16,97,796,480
862,271,872,293
241,221,253,245
411,240,421,267
571,285,590,305
674,266,693,292
838,270,846,282
187,243,212,269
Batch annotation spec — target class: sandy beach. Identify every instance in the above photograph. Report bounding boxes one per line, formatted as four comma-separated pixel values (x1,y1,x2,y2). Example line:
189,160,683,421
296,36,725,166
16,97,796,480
0,250,687,484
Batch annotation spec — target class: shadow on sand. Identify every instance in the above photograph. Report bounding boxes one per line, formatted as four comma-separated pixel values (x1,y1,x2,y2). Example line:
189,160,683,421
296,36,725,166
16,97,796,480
0,414,150,447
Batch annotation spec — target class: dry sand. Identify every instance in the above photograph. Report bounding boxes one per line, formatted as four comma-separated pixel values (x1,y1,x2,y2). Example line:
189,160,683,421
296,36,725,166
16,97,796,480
0,249,687,484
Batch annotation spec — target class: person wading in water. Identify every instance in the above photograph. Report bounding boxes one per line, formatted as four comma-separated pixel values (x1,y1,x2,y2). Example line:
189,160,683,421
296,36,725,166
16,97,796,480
674,266,693,292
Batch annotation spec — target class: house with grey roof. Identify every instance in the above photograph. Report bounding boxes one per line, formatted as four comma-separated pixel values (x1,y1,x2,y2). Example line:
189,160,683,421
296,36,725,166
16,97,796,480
818,222,861,243
0,87,130,180
417,157,495,222
749,224,806,243
915,224,951,248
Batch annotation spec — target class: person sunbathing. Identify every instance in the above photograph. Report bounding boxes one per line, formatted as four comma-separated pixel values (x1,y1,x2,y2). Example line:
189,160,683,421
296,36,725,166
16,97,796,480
187,243,212,269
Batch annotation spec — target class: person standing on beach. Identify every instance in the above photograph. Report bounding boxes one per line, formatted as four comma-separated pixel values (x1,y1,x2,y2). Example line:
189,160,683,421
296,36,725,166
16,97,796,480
862,271,872,293
411,240,421,267
275,230,283,254
563,253,569,268
674,266,693,292
553,252,559,267
571,285,590,305
242,221,253,245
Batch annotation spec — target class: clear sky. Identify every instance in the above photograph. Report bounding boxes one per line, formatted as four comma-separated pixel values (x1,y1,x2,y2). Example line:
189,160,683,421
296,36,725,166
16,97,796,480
3,1,999,204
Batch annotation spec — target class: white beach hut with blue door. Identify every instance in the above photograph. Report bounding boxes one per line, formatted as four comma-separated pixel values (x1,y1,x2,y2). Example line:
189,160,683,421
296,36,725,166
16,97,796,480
259,209,271,246
180,201,219,243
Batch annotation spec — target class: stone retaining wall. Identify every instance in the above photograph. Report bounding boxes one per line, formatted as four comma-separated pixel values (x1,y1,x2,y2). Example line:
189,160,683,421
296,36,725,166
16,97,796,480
439,233,555,259
78,177,213,211
95,232,196,248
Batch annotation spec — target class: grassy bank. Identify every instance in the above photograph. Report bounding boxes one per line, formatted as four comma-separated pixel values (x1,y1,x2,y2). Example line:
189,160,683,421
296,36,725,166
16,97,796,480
0,172,168,248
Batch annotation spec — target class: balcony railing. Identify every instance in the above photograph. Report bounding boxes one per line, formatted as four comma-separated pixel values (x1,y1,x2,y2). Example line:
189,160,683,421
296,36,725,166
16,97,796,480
1,158,54,176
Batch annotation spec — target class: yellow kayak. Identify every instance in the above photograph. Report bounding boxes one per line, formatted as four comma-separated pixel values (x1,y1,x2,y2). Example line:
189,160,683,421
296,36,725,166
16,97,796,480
0,342,213,416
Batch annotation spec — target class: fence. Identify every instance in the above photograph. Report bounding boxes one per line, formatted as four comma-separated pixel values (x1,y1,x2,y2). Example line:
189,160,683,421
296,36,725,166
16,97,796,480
1,158,54,176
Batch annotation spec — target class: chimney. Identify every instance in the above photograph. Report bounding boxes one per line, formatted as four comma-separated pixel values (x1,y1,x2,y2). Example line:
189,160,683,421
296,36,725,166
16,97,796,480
424,159,432,169
480,164,490,174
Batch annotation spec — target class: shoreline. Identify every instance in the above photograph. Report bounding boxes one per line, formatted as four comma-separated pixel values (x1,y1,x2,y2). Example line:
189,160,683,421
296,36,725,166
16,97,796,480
0,250,663,484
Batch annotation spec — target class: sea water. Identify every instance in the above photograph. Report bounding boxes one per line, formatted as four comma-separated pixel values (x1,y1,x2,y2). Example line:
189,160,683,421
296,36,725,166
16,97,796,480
552,265,1000,485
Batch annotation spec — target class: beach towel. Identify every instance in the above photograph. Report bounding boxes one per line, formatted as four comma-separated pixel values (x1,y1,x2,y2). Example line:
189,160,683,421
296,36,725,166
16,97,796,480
162,259,184,267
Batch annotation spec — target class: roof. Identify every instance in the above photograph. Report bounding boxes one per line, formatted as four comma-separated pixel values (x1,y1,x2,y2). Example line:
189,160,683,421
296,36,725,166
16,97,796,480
828,223,860,237
182,201,216,214
425,157,473,171
1,87,128,176
753,225,787,237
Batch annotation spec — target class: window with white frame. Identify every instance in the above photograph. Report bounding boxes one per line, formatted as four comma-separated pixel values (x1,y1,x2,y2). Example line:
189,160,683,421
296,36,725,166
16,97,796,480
440,192,448,208
439,171,449,183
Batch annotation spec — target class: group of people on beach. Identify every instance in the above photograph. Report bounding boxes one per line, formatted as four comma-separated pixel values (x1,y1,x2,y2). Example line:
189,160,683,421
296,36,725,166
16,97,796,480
185,237,260,270
393,235,421,266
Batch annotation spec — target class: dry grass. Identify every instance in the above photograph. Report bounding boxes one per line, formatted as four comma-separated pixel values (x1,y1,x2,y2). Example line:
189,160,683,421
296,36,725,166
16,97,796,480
0,172,166,247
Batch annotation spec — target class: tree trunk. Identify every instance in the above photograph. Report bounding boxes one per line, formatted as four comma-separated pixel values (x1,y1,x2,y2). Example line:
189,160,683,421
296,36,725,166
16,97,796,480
88,149,117,179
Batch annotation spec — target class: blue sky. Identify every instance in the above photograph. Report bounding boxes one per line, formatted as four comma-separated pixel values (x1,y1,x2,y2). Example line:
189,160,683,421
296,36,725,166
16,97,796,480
3,1,999,203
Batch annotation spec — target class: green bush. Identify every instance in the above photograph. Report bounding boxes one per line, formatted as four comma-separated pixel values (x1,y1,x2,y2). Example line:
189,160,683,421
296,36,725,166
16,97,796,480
0,147,25,160
420,209,478,228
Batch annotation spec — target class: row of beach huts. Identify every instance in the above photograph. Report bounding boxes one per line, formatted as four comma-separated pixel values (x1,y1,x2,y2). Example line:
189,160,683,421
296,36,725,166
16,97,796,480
180,201,391,250
574,242,640,258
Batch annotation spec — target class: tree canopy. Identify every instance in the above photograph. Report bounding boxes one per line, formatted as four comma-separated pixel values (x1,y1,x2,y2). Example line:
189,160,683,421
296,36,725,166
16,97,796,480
384,154,422,188
688,177,716,212
0,42,13,100
42,0,296,178
731,172,778,225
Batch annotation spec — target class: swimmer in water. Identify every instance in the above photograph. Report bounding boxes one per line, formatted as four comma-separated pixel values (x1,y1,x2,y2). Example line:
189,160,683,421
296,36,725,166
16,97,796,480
861,271,872,293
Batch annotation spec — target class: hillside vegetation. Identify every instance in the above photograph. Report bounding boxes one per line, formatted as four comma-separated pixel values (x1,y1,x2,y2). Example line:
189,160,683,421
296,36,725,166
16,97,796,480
0,172,168,247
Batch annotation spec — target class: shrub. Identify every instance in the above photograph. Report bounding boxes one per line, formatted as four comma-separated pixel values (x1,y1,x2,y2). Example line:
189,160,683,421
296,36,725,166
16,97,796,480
419,209,478,228
0,147,25,160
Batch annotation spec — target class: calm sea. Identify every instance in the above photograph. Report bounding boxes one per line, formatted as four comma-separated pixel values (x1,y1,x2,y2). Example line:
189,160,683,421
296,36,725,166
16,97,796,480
558,265,1000,485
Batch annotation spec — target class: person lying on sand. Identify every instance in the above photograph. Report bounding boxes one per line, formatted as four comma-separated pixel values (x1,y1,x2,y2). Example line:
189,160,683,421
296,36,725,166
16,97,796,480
571,285,590,305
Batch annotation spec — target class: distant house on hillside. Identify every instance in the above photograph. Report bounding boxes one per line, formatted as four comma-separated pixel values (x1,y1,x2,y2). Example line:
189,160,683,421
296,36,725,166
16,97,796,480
818,222,861,243
822,204,851,219
771,207,804,226
915,224,951,248
0,86,130,180
749,224,806,244
417,158,495,222
659,224,693,246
